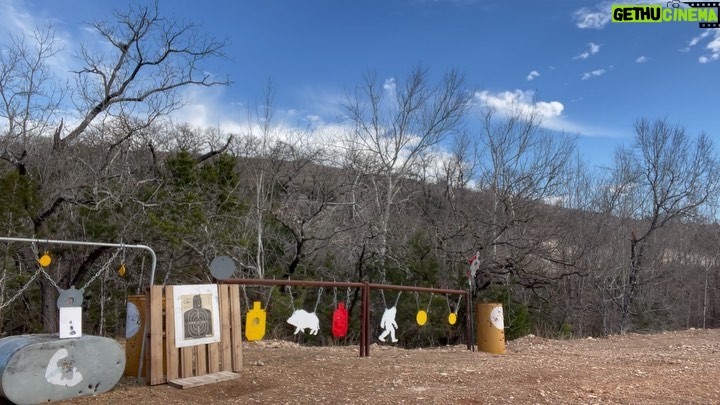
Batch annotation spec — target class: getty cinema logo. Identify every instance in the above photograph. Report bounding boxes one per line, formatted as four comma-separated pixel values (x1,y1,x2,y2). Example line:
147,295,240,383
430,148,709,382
612,1,720,28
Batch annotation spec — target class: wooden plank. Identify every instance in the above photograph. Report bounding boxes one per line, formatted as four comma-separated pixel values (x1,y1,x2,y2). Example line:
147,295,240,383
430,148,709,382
207,341,220,374
181,346,194,377
148,286,166,385
229,285,243,372
164,286,179,381
167,371,239,390
207,284,223,373
143,294,151,381
219,284,232,371
196,343,208,376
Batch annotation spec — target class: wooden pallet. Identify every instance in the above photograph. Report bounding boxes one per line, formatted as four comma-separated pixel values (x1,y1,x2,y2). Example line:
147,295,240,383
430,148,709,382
146,284,243,386
168,371,240,389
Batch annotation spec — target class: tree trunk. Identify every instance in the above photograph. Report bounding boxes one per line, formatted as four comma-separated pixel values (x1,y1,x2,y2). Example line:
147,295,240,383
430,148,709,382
621,236,642,333
40,278,59,333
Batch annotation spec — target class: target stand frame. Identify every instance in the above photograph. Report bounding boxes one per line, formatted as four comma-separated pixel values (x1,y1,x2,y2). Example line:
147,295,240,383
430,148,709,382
144,284,243,387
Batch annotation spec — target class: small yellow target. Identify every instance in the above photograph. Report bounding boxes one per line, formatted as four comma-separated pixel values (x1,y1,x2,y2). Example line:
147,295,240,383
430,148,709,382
416,310,428,326
118,263,126,277
448,312,457,325
37,252,51,267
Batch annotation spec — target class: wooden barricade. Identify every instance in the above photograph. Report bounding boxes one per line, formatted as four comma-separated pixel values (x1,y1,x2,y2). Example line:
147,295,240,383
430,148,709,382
145,284,243,386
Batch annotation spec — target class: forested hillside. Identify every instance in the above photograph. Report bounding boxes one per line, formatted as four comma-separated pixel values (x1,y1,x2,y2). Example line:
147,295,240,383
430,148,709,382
1,3,718,344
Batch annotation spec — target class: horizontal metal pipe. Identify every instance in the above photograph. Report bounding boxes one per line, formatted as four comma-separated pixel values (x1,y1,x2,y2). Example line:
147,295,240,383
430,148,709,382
219,278,366,289
219,278,471,355
0,237,158,286
367,283,466,295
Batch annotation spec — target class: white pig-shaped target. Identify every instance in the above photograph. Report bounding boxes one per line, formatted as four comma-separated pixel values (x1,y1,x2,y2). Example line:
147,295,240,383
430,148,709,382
287,309,320,335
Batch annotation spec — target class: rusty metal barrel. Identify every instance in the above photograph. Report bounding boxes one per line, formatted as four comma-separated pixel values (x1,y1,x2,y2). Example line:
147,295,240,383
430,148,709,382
475,302,506,354
0,334,125,404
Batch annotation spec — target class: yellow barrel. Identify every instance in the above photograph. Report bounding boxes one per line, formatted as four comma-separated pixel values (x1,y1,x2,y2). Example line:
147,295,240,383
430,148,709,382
475,303,505,354
124,295,146,377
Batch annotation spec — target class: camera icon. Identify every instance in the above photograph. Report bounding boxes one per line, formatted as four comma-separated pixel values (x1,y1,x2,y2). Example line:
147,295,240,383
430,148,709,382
666,0,682,7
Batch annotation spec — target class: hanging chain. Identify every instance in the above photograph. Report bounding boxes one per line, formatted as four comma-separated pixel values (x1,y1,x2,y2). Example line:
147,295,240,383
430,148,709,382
426,293,433,312
445,294,463,314
38,266,63,293
28,242,62,293
1,244,131,310
0,266,40,310
313,287,324,313
288,285,295,311
380,269,387,307
80,250,121,292
241,284,251,310
332,281,338,306
264,284,274,308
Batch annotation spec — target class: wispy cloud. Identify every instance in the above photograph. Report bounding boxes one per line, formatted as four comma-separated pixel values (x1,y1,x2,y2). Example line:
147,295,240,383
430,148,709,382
581,69,606,80
698,29,720,63
526,70,540,81
573,0,669,29
682,28,720,63
689,30,711,47
474,89,605,136
573,42,601,60
0,0,38,37
0,0,81,83
573,3,611,30
635,55,648,63
698,54,719,63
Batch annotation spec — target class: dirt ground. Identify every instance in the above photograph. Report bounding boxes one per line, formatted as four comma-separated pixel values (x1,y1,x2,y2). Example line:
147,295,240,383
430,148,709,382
54,328,720,404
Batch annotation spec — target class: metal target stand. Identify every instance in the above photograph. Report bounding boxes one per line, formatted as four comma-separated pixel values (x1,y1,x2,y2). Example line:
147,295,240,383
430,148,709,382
0,236,158,384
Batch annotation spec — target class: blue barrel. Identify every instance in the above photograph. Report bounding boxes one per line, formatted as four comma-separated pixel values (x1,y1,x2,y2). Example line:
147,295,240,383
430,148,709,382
0,334,125,404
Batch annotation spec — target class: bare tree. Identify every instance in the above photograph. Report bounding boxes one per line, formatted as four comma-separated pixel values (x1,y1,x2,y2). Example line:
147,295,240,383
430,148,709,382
471,104,581,291
0,1,229,332
604,118,720,333
342,65,472,280
0,26,64,175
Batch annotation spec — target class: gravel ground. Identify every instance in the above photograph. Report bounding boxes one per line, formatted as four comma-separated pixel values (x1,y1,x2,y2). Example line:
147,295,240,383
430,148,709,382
51,328,720,404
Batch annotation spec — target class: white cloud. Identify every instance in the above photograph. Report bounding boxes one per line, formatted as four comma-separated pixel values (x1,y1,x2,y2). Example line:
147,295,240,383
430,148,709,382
689,30,711,47
526,70,540,81
690,29,720,64
475,90,563,121
703,29,720,62
574,0,671,29
635,56,648,63
581,69,606,80
573,42,601,60
574,51,590,60
573,4,610,30
474,90,606,136
0,0,75,80
0,0,37,37
708,31,720,52
699,54,719,63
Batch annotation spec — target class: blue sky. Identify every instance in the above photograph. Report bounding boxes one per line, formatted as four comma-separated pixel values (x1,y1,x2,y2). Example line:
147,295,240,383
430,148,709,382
1,0,718,170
